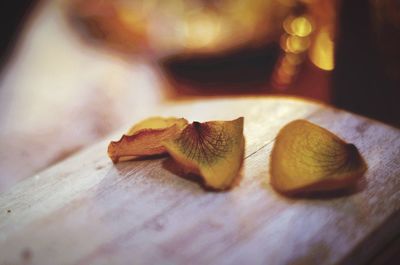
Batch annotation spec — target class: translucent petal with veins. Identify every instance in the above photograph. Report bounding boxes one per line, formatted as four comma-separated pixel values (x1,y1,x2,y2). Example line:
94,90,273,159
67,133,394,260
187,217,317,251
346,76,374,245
270,120,367,195
164,117,245,190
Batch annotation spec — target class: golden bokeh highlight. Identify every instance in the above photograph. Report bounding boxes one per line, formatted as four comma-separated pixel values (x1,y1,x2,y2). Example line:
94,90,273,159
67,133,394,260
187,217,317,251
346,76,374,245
183,13,222,49
67,0,336,91
309,28,334,71
273,14,313,89
99,0,294,54
291,16,313,37
286,35,311,53
283,16,313,37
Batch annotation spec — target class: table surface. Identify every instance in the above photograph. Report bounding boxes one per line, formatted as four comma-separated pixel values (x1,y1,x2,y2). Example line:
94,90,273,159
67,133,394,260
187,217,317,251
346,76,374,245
1,97,399,265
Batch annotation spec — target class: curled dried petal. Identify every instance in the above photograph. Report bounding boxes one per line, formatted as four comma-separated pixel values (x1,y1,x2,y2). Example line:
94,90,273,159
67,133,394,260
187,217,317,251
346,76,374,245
108,117,188,163
270,120,367,195
163,117,245,190
126,117,188,136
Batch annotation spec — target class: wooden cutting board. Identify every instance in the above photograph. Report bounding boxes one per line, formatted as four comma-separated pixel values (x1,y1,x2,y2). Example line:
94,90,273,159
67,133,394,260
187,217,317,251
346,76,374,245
0,97,399,265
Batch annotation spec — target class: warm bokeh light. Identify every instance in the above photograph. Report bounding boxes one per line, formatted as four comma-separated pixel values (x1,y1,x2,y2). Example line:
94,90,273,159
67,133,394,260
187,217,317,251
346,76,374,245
280,56,295,72
68,0,336,92
68,0,294,55
183,13,221,49
281,15,313,54
272,53,300,88
290,16,313,37
283,16,313,37
276,69,293,84
285,35,311,53
309,27,334,70
284,53,303,65
274,13,313,89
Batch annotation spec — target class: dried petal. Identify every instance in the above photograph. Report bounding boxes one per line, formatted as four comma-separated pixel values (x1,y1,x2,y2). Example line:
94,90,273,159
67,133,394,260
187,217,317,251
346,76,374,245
108,117,188,163
163,117,245,190
270,120,367,195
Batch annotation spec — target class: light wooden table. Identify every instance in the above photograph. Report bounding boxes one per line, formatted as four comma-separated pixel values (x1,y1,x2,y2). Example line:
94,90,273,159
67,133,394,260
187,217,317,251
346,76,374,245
1,97,399,265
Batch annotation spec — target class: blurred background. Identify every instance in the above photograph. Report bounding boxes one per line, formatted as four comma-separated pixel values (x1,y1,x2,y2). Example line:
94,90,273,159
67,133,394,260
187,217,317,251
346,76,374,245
0,0,399,190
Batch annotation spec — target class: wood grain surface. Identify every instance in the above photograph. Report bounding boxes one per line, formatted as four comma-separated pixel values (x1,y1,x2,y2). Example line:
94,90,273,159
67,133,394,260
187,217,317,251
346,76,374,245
0,97,399,265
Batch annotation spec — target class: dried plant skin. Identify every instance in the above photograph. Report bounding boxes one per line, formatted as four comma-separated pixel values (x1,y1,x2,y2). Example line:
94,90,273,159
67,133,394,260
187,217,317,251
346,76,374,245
164,117,245,190
108,117,188,163
270,120,367,194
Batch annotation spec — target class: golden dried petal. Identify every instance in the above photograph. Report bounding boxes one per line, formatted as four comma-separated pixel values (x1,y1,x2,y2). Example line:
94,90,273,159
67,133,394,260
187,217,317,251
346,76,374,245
108,117,188,163
270,120,367,195
126,117,188,135
163,117,245,190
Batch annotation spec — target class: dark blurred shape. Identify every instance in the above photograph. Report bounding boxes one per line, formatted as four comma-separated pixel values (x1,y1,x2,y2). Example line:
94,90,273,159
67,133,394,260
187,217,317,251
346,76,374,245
0,1,36,67
371,0,400,85
161,43,280,95
333,0,400,126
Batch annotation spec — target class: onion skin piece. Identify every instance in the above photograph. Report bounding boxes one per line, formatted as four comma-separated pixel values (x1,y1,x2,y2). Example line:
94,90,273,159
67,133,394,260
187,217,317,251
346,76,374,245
270,120,367,195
